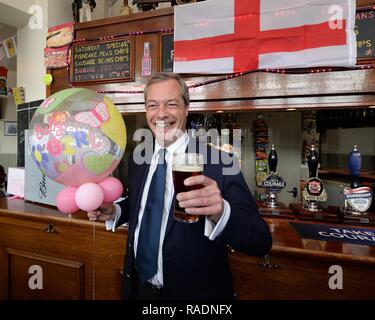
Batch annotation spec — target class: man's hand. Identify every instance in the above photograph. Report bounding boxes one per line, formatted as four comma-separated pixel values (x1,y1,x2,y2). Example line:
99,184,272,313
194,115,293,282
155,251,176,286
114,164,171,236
176,175,224,222
87,202,116,222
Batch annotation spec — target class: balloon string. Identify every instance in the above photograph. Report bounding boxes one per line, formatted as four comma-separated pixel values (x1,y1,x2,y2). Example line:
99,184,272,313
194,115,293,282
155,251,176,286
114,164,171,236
92,221,96,300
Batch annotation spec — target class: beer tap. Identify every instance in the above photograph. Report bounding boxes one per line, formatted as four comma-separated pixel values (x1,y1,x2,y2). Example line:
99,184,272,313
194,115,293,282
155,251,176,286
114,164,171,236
290,145,330,220
266,145,279,207
342,145,373,217
258,144,294,218
349,145,361,189
308,144,318,180
305,144,321,212
268,144,277,174
263,145,285,208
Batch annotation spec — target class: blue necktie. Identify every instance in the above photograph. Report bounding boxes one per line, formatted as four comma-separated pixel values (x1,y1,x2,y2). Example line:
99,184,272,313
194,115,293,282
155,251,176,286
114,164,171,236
136,149,167,283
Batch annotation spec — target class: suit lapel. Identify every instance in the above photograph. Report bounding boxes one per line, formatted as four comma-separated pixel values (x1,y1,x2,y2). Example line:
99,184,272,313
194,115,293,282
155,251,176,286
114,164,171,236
128,162,150,240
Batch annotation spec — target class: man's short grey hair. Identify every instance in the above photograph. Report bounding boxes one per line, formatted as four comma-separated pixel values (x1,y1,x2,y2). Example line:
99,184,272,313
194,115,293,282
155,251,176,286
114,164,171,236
144,72,190,107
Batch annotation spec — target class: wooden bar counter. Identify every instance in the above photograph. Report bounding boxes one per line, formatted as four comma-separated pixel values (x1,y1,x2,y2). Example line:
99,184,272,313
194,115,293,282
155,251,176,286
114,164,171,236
0,198,126,300
0,198,374,300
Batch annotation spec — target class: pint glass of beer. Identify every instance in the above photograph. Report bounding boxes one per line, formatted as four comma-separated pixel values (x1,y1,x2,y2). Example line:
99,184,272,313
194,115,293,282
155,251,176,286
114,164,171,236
172,153,204,223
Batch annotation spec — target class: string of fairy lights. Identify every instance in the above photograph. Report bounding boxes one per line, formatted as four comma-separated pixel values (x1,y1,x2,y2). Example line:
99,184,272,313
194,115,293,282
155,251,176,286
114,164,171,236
3,7,375,96
55,27,372,94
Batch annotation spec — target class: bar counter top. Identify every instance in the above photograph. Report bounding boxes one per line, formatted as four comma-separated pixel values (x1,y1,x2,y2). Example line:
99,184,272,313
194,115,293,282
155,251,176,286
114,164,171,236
1,197,374,262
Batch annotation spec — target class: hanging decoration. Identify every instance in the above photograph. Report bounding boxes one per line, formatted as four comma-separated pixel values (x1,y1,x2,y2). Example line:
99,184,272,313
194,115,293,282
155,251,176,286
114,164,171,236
84,65,375,95
0,44,4,62
2,36,17,59
11,87,25,106
58,25,375,95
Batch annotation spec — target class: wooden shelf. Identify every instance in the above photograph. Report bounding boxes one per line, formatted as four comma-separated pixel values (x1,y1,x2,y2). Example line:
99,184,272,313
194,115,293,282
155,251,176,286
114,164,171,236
320,167,375,183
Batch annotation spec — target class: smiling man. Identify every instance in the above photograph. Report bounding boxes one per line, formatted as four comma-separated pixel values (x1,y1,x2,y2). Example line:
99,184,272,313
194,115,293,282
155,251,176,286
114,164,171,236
144,74,189,147
87,72,272,300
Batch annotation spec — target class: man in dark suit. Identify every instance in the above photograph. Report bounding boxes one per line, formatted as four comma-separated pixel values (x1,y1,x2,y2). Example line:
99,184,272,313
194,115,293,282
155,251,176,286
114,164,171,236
88,72,272,300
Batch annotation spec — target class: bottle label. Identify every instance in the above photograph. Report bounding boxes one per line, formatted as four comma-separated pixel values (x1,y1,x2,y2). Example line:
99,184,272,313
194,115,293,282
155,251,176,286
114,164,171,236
142,42,151,76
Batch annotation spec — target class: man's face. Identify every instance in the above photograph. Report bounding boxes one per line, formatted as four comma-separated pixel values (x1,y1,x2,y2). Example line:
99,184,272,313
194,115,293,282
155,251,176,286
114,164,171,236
145,79,188,147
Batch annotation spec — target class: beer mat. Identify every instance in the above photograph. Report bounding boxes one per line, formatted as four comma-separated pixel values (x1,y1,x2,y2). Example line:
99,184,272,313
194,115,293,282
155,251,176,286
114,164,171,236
289,222,375,246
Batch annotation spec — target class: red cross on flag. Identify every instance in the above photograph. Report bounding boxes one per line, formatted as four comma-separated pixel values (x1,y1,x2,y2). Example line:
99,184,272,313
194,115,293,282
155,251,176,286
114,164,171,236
173,0,357,74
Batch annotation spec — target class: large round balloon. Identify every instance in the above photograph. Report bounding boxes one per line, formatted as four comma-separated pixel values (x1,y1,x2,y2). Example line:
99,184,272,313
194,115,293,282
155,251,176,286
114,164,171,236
28,88,127,187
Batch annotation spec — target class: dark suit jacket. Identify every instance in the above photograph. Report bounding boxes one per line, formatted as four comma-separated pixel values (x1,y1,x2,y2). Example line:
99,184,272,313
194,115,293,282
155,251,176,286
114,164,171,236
116,142,272,300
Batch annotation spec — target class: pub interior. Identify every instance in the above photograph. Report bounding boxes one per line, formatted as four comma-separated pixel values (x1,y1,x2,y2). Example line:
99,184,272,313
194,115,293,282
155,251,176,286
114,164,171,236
0,0,374,301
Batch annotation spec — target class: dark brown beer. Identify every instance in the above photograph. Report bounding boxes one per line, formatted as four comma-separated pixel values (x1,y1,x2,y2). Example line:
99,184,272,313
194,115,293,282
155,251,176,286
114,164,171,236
172,165,203,223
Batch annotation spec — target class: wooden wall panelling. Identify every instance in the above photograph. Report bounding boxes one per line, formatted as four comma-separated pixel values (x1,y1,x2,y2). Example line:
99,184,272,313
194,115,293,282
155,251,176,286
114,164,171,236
48,67,70,96
358,0,375,6
7,248,84,300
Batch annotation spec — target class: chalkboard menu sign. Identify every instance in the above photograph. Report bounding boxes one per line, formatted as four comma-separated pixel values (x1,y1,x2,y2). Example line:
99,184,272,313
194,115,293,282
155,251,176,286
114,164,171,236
71,37,134,83
356,8,375,60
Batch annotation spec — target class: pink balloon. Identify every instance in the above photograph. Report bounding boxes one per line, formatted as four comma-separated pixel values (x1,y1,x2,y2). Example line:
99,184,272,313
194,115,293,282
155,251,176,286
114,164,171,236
56,187,79,214
97,177,123,203
75,183,104,211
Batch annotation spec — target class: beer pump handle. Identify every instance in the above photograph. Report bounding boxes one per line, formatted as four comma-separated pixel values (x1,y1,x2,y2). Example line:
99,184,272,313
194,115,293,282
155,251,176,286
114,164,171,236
268,144,278,173
307,144,318,178
349,145,361,188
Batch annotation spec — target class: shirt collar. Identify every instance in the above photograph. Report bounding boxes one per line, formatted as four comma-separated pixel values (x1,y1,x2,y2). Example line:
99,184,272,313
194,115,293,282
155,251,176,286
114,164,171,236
154,132,189,161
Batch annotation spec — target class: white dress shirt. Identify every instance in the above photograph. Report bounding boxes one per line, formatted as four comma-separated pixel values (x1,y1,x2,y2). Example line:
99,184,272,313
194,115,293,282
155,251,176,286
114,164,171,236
106,132,231,287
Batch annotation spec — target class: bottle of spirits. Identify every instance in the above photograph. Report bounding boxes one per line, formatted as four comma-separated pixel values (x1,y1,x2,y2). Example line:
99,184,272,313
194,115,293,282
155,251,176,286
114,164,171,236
142,42,151,76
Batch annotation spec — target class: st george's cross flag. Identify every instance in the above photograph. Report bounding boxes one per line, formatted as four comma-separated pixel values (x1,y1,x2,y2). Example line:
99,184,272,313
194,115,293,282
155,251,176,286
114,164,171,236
173,0,357,74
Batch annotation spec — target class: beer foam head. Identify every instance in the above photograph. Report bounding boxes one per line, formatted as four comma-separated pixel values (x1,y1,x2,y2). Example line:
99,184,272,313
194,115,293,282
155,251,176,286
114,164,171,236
172,164,203,172
172,153,204,169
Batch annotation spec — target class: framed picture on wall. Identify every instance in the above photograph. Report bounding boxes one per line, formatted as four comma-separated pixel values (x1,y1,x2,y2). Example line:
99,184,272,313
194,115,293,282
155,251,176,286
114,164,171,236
160,33,174,72
4,121,17,136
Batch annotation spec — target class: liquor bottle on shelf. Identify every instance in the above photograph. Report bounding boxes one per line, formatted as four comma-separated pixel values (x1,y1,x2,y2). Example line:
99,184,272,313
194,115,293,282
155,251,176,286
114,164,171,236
142,42,151,76
120,0,132,15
